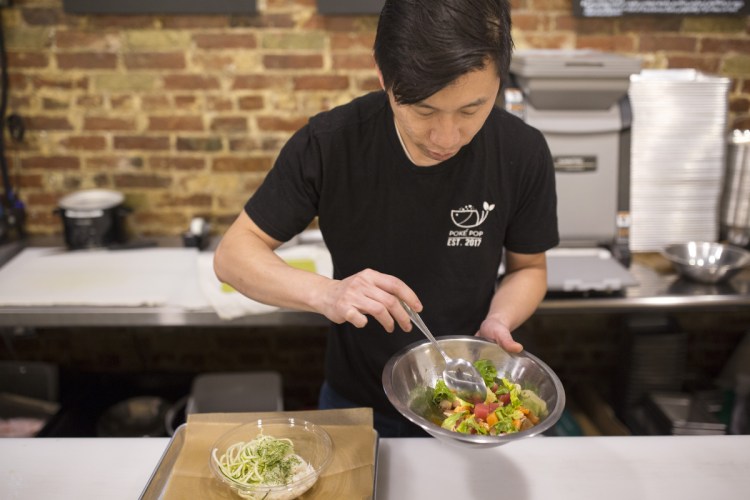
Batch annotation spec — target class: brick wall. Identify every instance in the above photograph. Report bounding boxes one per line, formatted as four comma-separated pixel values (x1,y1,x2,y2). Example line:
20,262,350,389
3,0,750,237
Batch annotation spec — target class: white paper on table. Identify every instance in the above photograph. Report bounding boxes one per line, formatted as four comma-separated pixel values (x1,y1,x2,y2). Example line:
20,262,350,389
0,247,206,307
198,244,333,320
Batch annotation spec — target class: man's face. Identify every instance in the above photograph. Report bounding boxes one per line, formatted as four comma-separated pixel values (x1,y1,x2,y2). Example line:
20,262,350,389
383,62,501,166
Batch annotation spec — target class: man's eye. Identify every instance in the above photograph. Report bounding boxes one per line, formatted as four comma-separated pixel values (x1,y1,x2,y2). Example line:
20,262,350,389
416,110,434,117
461,108,479,116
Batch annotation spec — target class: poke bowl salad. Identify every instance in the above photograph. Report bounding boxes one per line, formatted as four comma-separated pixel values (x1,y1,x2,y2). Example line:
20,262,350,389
383,336,565,448
429,359,549,436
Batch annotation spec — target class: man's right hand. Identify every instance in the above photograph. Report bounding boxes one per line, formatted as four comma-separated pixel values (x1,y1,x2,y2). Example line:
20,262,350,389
317,268,421,333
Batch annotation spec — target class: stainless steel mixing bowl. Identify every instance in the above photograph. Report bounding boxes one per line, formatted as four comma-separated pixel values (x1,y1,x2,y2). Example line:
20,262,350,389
382,336,565,448
661,241,750,284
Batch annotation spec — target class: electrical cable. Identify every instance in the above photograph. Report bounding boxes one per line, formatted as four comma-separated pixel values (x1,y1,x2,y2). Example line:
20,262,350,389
0,5,26,239
0,7,11,204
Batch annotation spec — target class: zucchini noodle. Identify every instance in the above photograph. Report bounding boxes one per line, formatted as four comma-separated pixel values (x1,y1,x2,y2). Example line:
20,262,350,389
212,434,312,488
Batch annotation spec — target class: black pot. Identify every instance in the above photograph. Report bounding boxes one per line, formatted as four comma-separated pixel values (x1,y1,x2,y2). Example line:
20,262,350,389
55,189,130,250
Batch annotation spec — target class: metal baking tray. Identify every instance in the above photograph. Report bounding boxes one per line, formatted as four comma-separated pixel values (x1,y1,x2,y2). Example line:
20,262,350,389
139,424,380,499
139,424,187,499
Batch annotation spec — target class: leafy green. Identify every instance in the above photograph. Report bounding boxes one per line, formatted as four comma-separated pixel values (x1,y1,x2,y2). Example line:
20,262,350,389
456,414,487,435
473,359,498,387
409,386,444,425
454,396,473,408
492,401,517,433
520,389,548,418
440,410,465,431
499,378,521,406
410,386,433,413
431,379,455,405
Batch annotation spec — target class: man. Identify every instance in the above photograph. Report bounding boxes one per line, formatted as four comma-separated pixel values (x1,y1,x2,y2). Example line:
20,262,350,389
214,0,558,437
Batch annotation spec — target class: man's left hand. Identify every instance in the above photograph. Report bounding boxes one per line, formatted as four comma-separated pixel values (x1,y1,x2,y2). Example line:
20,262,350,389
476,316,523,353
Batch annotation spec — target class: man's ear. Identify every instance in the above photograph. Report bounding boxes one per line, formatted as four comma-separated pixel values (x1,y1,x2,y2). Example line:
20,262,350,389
375,64,386,90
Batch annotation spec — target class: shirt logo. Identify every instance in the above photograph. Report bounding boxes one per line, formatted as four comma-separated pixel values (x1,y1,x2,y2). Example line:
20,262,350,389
447,201,495,247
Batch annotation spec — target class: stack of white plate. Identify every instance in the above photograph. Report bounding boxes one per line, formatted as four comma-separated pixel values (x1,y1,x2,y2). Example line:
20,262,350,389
628,69,731,252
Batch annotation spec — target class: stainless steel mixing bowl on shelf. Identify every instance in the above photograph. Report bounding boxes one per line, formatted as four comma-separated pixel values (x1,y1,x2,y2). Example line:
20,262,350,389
661,241,750,284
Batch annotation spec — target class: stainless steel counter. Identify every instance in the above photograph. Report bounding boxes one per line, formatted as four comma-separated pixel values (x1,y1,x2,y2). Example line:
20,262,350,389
541,256,750,313
0,304,328,328
0,237,329,328
0,238,748,328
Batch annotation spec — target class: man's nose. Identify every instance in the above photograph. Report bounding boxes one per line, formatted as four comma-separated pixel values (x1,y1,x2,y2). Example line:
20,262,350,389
429,115,461,150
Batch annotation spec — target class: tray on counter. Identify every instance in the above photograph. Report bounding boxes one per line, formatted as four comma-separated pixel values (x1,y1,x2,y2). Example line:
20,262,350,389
139,423,380,499
139,424,187,499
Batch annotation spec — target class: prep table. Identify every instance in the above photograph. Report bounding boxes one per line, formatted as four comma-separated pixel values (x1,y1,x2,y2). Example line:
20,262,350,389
0,434,748,499
0,238,749,328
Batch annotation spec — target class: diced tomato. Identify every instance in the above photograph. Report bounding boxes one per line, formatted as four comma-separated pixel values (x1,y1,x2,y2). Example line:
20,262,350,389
491,383,498,392
473,403,489,421
488,402,500,412
498,393,511,406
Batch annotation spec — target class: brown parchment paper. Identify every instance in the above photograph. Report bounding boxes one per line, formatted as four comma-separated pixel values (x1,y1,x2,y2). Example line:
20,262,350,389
161,408,376,500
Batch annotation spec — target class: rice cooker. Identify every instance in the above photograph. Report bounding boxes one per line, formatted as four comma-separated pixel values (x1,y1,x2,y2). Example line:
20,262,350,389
55,189,130,249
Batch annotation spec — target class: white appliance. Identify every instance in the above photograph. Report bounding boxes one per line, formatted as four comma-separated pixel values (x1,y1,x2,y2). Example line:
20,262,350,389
508,49,642,292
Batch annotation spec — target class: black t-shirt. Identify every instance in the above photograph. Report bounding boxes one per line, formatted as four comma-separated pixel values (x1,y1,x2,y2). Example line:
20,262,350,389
245,91,558,419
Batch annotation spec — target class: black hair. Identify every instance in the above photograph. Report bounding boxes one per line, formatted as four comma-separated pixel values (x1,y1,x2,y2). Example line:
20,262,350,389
373,0,514,105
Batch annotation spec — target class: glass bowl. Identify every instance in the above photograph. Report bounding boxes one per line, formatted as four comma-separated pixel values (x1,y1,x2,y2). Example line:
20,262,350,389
209,418,333,500
382,336,565,449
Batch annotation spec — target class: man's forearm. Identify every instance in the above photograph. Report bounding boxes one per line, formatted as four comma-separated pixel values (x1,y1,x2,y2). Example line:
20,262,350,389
485,266,547,332
213,219,331,314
